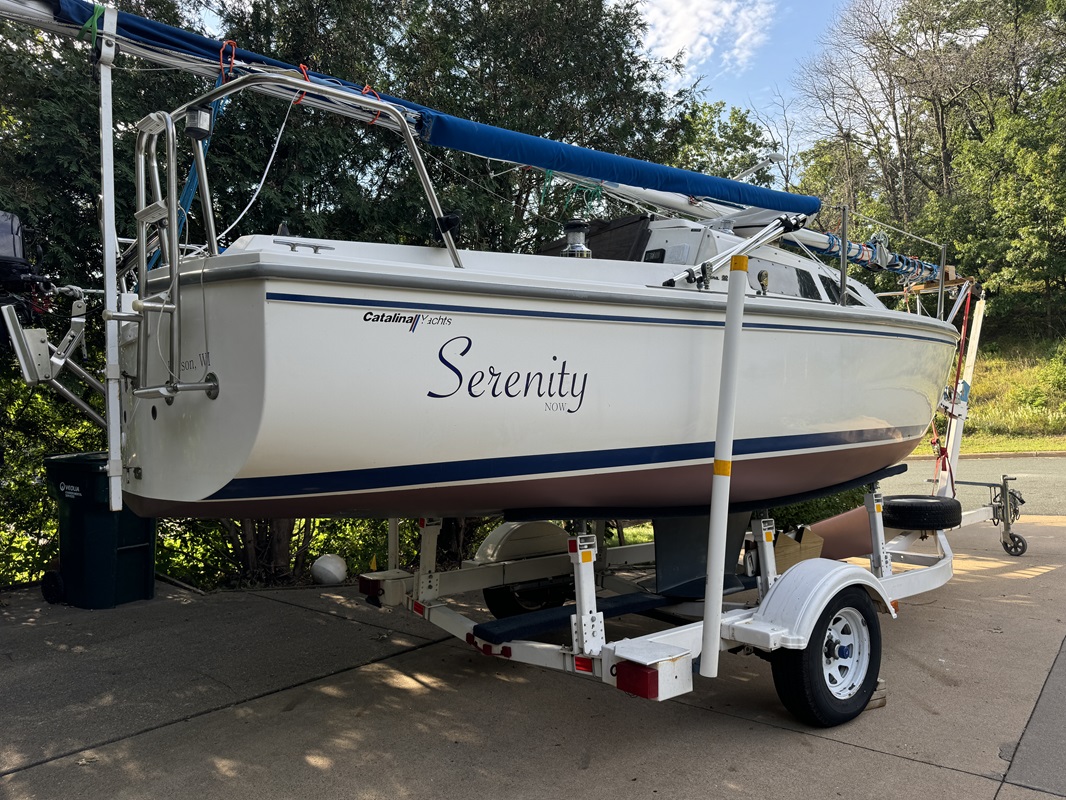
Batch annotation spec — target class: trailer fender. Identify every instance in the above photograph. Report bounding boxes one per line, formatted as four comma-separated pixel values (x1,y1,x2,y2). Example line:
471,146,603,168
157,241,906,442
751,558,895,650
469,521,570,564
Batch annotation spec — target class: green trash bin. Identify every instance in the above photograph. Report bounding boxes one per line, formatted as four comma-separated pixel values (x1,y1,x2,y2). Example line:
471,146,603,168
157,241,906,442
43,452,157,609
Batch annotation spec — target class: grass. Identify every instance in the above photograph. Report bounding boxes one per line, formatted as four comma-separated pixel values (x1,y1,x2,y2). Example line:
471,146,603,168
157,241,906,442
959,432,1066,454
955,337,1066,453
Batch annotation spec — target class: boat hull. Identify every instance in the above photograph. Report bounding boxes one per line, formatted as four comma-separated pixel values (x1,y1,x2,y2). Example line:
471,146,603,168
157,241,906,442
120,239,958,518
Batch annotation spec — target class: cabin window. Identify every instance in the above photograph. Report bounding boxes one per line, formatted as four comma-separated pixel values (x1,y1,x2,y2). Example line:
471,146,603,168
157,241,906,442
820,275,840,303
748,262,821,300
796,269,819,300
819,275,869,306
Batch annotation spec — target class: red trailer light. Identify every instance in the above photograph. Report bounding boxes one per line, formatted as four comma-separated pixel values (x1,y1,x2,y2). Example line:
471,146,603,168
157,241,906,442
615,660,658,699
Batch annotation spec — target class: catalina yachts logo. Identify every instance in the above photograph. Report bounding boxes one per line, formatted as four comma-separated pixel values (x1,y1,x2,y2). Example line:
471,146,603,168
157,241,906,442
363,311,452,332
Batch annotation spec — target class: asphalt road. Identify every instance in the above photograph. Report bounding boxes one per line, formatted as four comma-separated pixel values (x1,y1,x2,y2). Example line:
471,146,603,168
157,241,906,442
880,455,1066,517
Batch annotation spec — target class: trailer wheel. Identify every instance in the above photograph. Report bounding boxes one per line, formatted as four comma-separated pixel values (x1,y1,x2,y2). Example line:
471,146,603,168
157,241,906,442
483,580,572,619
881,495,962,530
771,586,881,727
1002,533,1027,557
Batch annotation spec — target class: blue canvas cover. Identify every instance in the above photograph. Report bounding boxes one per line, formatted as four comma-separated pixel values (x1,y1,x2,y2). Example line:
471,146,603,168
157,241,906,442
53,0,821,215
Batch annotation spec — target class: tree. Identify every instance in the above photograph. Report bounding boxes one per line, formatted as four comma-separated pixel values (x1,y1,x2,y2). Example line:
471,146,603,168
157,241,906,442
793,0,1066,335
212,0,694,253
671,101,776,184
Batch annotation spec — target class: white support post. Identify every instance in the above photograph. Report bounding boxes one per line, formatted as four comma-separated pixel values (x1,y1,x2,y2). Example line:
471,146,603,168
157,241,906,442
936,290,986,497
700,254,750,678
865,491,892,580
416,518,441,602
568,534,605,656
387,518,400,571
99,7,123,512
755,518,777,599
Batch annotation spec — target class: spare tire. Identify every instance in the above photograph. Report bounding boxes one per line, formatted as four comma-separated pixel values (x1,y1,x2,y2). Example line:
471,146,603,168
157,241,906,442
881,495,962,531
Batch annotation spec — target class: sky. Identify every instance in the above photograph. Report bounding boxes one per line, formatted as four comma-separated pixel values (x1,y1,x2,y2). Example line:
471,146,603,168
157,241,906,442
643,0,842,114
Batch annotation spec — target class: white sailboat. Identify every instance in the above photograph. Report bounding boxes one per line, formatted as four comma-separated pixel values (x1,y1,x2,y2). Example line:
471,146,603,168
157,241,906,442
117,216,956,518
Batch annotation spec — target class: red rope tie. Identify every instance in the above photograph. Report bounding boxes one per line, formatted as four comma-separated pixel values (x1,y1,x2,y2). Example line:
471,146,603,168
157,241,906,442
218,40,238,82
294,63,312,104
361,84,382,125
929,417,956,497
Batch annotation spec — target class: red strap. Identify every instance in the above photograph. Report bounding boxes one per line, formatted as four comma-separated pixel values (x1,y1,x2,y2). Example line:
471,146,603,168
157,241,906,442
294,63,312,104
949,288,973,410
928,417,956,497
361,84,382,125
218,40,238,82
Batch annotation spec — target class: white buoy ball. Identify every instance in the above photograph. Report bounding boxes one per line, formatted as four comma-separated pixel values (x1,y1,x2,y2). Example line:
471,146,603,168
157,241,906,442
311,554,348,585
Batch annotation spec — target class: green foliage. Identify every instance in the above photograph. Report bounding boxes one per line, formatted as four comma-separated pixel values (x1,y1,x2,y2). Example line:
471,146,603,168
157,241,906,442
0,0,695,589
152,515,501,589
153,516,428,590
963,338,1066,436
0,0,202,586
0,365,101,585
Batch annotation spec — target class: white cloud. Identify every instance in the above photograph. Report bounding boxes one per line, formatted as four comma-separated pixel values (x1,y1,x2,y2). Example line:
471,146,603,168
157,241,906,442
642,0,776,86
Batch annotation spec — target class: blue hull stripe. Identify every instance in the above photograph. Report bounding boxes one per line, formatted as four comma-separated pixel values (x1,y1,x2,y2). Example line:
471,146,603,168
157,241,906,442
266,292,954,344
208,425,928,501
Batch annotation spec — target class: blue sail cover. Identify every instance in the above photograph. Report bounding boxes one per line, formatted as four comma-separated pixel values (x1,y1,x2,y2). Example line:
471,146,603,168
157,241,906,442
53,0,821,215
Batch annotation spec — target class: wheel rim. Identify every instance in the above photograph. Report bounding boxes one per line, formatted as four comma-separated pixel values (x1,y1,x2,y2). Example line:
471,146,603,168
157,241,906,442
821,607,871,700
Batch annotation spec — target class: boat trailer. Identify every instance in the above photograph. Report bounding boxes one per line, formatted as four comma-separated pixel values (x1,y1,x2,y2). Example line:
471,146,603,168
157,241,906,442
359,488,960,727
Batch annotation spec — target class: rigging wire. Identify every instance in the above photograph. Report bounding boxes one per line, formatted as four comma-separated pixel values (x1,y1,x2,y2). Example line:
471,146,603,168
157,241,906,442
215,93,298,243
410,137,568,230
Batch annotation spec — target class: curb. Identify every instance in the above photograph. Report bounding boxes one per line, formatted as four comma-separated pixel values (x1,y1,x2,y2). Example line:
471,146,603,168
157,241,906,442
907,451,1066,461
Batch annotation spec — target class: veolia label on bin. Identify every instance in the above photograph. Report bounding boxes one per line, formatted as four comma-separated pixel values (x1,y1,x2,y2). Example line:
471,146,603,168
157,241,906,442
58,482,83,499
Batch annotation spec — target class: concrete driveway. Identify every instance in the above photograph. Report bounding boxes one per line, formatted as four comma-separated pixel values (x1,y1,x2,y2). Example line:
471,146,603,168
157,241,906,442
3,517,1066,800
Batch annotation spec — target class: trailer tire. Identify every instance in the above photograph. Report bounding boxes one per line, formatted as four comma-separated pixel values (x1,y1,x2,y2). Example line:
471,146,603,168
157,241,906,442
881,495,962,530
771,586,881,727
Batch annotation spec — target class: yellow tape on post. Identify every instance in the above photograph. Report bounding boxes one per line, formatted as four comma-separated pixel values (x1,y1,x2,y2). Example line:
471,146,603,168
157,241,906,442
731,254,749,272
713,459,731,476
